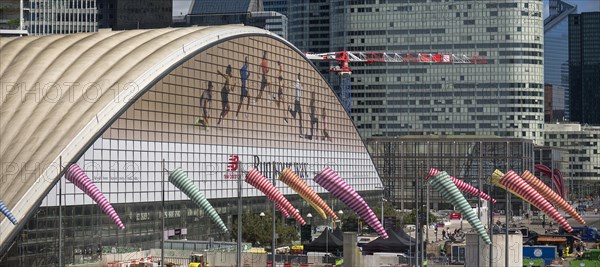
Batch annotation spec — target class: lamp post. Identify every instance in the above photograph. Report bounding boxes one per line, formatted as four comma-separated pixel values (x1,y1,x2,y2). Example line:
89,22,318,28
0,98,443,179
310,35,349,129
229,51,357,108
382,198,387,230
307,213,313,236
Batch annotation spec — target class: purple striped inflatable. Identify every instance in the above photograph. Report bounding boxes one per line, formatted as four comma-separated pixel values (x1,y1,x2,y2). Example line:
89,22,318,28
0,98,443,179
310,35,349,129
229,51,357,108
313,167,388,239
66,164,125,230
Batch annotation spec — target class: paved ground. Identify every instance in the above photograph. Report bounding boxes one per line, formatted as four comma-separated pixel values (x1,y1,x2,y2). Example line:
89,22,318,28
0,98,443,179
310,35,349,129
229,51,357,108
424,213,600,267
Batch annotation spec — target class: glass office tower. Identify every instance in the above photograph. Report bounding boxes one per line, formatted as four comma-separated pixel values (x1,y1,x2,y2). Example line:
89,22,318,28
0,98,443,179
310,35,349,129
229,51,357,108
328,0,545,145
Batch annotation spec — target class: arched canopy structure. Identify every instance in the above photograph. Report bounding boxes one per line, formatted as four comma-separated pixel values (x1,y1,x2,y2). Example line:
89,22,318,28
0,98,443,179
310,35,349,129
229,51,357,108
1,26,266,248
0,25,383,254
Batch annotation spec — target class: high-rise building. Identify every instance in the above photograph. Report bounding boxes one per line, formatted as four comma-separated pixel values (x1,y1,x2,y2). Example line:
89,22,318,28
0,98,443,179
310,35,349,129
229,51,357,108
544,123,600,198
323,1,546,145
97,0,172,30
26,0,97,35
569,12,600,125
186,0,287,38
544,0,576,122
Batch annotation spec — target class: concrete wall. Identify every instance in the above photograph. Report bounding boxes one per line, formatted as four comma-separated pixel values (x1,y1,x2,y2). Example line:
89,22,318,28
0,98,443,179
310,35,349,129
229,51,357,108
466,233,523,267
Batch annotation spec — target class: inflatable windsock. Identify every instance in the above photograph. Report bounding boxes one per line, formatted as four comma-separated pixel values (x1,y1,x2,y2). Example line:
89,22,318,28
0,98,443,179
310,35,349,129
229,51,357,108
245,168,305,225
169,168,228,232
490,170,572,232
535,164,565,198
425,168,496,203
430,171,491,244
65,164,125,230
521,170,585,225
276,203,291,218
279,168,335,220
0,200,17,225
313,167,388,239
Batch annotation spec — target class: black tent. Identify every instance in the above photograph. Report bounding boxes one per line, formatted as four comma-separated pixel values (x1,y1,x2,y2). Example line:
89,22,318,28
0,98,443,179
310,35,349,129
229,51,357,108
394,228,417,245
332,227,344,241
304,228,343,255
361,228,420,255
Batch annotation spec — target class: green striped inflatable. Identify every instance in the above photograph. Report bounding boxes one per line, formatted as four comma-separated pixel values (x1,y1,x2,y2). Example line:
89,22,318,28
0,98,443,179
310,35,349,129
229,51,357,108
169,168,228,233
430,171,491,244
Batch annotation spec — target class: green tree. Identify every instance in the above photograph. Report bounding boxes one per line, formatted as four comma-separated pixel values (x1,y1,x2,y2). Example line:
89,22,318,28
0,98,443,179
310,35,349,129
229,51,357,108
231,212,298,247
7,19,19,29
402,209,438,225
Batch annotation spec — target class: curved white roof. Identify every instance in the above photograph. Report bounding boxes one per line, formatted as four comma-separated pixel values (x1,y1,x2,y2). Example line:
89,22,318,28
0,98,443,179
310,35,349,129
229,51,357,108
0,25,284,248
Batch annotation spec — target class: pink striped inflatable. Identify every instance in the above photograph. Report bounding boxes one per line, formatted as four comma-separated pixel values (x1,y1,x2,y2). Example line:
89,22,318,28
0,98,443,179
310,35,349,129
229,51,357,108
276,203,290,218
65,164,125,230
313,167,388,239
245,168,305,225
425,168,496,203
499,170,572,232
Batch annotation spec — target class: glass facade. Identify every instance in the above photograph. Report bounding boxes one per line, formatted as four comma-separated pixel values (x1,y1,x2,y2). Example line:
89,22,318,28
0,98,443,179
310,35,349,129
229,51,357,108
326,0,545,145
366,137,535,213
26,0,97,35
544,124,600,198
2,35,382,266
569,12,600,125
543,0,576,122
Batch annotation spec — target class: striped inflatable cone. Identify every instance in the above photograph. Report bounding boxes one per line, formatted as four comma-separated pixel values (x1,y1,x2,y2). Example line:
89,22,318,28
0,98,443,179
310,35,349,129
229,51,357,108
245,168,305,225
425,168,496,203
314,167,388,239
276,203,290,218
66,164,125,230
279,168,334,220
430,171,491,244
521,170,584,224
0,200,17,225
490,170,572,232
169,168,228,232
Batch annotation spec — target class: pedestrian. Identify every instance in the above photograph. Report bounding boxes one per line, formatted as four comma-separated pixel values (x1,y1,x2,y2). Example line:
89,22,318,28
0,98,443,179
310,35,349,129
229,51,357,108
442,229,446,239
542,220,545,229
557,245,564,261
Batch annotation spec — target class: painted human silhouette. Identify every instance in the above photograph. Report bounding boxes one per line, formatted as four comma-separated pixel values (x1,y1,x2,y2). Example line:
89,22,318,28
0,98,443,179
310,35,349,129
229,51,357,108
195,81,214,127
236,56,251,118
307,91,319,140
255,51,270,103
288,72,304,137
217,64,237,126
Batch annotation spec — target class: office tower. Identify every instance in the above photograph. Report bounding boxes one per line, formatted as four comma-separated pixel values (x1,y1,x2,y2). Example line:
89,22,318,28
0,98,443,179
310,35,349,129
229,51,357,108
544,123,600,198
544,0,576,122
326,0,544,145
26,0,97,35
569,12,600,125
97,0,172,30
263,0,289,39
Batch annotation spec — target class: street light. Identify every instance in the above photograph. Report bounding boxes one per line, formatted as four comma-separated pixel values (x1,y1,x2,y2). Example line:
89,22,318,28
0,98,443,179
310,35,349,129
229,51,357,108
307,213,313,238
382,198,388,230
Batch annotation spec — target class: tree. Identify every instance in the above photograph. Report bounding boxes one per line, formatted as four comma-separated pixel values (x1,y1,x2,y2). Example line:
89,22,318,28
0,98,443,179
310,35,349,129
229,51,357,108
402,209,438,225
7,19,19,29
231,212,298,247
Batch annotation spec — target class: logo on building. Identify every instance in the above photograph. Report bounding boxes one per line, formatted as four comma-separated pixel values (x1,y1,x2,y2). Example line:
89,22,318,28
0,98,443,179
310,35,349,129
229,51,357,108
224,155,240,179
228,155,239,171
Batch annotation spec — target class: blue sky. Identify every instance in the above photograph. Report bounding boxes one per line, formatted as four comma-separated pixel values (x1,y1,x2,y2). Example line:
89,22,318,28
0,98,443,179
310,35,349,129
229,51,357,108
173,0,600,17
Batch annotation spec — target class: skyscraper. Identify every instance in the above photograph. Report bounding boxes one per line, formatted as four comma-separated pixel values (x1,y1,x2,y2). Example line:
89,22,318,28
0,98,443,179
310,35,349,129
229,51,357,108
569,12,600,125
327,0,545,145
544,0,577,122
97,0,172,30
26,0,97,35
